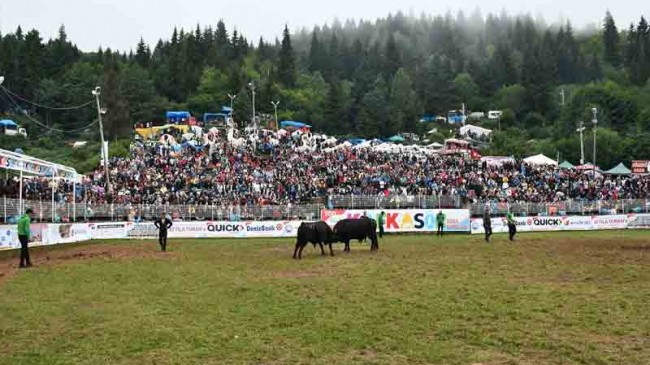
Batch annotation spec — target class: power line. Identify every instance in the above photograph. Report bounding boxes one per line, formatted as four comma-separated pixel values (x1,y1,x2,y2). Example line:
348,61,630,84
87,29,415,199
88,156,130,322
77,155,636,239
1,89,100,134
0,84,94,110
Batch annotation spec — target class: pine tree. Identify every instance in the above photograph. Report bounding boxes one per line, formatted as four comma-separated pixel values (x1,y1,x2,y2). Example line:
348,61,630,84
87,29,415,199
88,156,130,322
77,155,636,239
278,25,296,87
324,79,343,134
384,33,400,78
135,38,151,68
603,11,621,66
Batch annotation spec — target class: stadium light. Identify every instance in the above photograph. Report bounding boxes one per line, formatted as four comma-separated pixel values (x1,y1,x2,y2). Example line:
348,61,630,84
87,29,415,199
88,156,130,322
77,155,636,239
92,86,111,193
227,93,237,113
576,121,586,165
271,101,280,130
592,108,598,170
248,81,256,129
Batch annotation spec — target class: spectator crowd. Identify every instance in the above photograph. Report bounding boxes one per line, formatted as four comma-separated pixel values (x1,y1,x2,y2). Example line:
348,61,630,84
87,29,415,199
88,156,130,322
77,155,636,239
2,125,650,209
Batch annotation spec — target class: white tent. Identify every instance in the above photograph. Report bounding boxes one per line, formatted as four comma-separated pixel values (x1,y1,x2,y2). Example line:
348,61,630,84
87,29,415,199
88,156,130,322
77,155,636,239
459,124,492,138
523,154,558,166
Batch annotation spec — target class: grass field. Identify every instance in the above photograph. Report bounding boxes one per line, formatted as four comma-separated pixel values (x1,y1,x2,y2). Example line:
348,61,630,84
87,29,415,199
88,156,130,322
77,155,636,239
0,231,649,365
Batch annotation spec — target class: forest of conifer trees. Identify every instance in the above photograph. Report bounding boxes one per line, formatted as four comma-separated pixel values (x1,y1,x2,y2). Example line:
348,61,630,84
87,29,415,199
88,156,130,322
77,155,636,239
1,11,650,167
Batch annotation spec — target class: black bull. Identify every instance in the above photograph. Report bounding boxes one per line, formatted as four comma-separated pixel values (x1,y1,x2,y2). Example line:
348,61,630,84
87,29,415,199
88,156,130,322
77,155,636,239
333,218,378,252
293,221,336,260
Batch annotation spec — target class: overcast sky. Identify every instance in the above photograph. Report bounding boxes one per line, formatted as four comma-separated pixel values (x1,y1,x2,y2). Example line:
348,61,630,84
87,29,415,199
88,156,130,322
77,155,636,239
0,0,646,51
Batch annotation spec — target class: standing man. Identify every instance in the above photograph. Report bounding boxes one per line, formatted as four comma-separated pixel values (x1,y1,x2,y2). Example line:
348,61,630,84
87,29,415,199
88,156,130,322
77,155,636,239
154,212,173,251
483,206,492,243
506,211,517,241
17,208,34,268
377,211,386,238
436,210,446,237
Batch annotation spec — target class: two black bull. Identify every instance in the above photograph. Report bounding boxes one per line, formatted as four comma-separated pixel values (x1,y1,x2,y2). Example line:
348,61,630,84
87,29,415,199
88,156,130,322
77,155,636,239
293,218,379,259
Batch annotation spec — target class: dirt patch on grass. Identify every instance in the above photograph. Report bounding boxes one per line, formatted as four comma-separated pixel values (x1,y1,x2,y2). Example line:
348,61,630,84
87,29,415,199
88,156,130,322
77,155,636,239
269,271,321,279
0,243,175,285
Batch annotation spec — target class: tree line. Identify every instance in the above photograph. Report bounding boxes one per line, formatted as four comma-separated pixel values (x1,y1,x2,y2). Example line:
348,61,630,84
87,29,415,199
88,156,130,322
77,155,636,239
0,11,649,168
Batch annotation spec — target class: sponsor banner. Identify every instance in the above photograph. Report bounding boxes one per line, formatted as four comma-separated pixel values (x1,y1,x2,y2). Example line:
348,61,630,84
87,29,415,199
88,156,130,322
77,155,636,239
320,209,471,232
627,214,650,229
471,215,630,234
124,221,301,239
631,160,650,174
43,223,91,244
88,223,128,239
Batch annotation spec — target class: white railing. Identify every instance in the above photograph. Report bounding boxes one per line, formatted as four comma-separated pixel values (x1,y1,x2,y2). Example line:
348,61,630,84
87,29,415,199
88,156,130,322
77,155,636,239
2,195,649,223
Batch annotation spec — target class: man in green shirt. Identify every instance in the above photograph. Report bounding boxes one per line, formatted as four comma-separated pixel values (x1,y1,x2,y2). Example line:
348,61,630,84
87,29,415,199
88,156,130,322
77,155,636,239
506,211,517,241
436,210,446,237
377,211,386,238
17,208,34,268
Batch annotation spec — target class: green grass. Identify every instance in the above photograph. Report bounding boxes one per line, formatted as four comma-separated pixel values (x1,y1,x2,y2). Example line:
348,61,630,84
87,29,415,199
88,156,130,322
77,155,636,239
1,231,649,365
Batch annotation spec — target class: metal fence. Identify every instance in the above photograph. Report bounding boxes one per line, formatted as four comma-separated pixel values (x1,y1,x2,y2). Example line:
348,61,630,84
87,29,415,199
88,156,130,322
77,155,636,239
2,195,649,223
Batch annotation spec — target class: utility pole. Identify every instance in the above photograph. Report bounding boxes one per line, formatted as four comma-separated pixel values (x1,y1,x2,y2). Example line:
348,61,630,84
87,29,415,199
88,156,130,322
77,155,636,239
227,93,237,127
248,81,256,129
577,121,585,165
92,86,111,193
592,107,598,171
227,93,237,113
271,101,280,130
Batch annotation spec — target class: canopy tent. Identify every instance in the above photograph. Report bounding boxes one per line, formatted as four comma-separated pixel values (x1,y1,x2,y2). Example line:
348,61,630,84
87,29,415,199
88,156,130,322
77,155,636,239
576,163,599,171
166,111,191,120
135,124,189,139
0,148,80,222
523,154,558,166
459,124,492,138
0,119,18,127
425,142,444,149
280,121,312,129
348,138,366,145
481,156,515,167
603,163,631,175
388,135,405,143
559,160,575,169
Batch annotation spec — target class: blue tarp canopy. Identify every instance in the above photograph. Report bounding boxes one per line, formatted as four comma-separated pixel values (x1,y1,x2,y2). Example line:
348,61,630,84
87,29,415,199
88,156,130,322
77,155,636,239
419,115,437,123
348,138,366,145
0,119,18,127
388,135,405,142
166,111,191,120
221,106,233,114
280,121,311,129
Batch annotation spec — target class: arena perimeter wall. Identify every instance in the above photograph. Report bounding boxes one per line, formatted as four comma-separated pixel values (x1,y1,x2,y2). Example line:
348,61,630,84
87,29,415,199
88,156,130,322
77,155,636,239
0,211,648,250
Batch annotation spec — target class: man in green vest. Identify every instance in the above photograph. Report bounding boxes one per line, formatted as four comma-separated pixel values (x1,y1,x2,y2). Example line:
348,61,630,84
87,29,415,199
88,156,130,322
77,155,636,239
506,211,517,241
436,210,446,237
377,211,386,238
17,208,34,268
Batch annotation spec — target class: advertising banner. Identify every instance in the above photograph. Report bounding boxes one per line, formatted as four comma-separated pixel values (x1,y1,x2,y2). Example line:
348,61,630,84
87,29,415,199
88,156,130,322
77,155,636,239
88,223,128,239
124,221,301,239
320,209,471,232
631,160,650,174
43,223,92,244
471,215,630,234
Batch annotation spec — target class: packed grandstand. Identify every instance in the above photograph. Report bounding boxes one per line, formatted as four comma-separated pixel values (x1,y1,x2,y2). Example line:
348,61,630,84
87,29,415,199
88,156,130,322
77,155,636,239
2,118,650,223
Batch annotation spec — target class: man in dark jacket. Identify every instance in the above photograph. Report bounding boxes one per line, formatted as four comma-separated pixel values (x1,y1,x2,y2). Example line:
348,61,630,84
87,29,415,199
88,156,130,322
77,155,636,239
483,207,492,243
154,213,173,251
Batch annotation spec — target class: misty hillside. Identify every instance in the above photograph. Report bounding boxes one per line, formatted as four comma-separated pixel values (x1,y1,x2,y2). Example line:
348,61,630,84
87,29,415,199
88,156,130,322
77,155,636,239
0,11,649,168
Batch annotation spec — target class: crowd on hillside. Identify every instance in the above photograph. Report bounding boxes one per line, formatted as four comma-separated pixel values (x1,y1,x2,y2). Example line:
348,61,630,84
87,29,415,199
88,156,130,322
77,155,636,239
2,126,650,210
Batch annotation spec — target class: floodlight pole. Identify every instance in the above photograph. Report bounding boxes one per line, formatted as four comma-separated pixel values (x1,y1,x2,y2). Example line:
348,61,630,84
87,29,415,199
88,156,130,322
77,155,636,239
577,121,585,165
249,81,256,129
92,87,111,194
271,101,280,130
228,93,237,114
592,108,598,171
